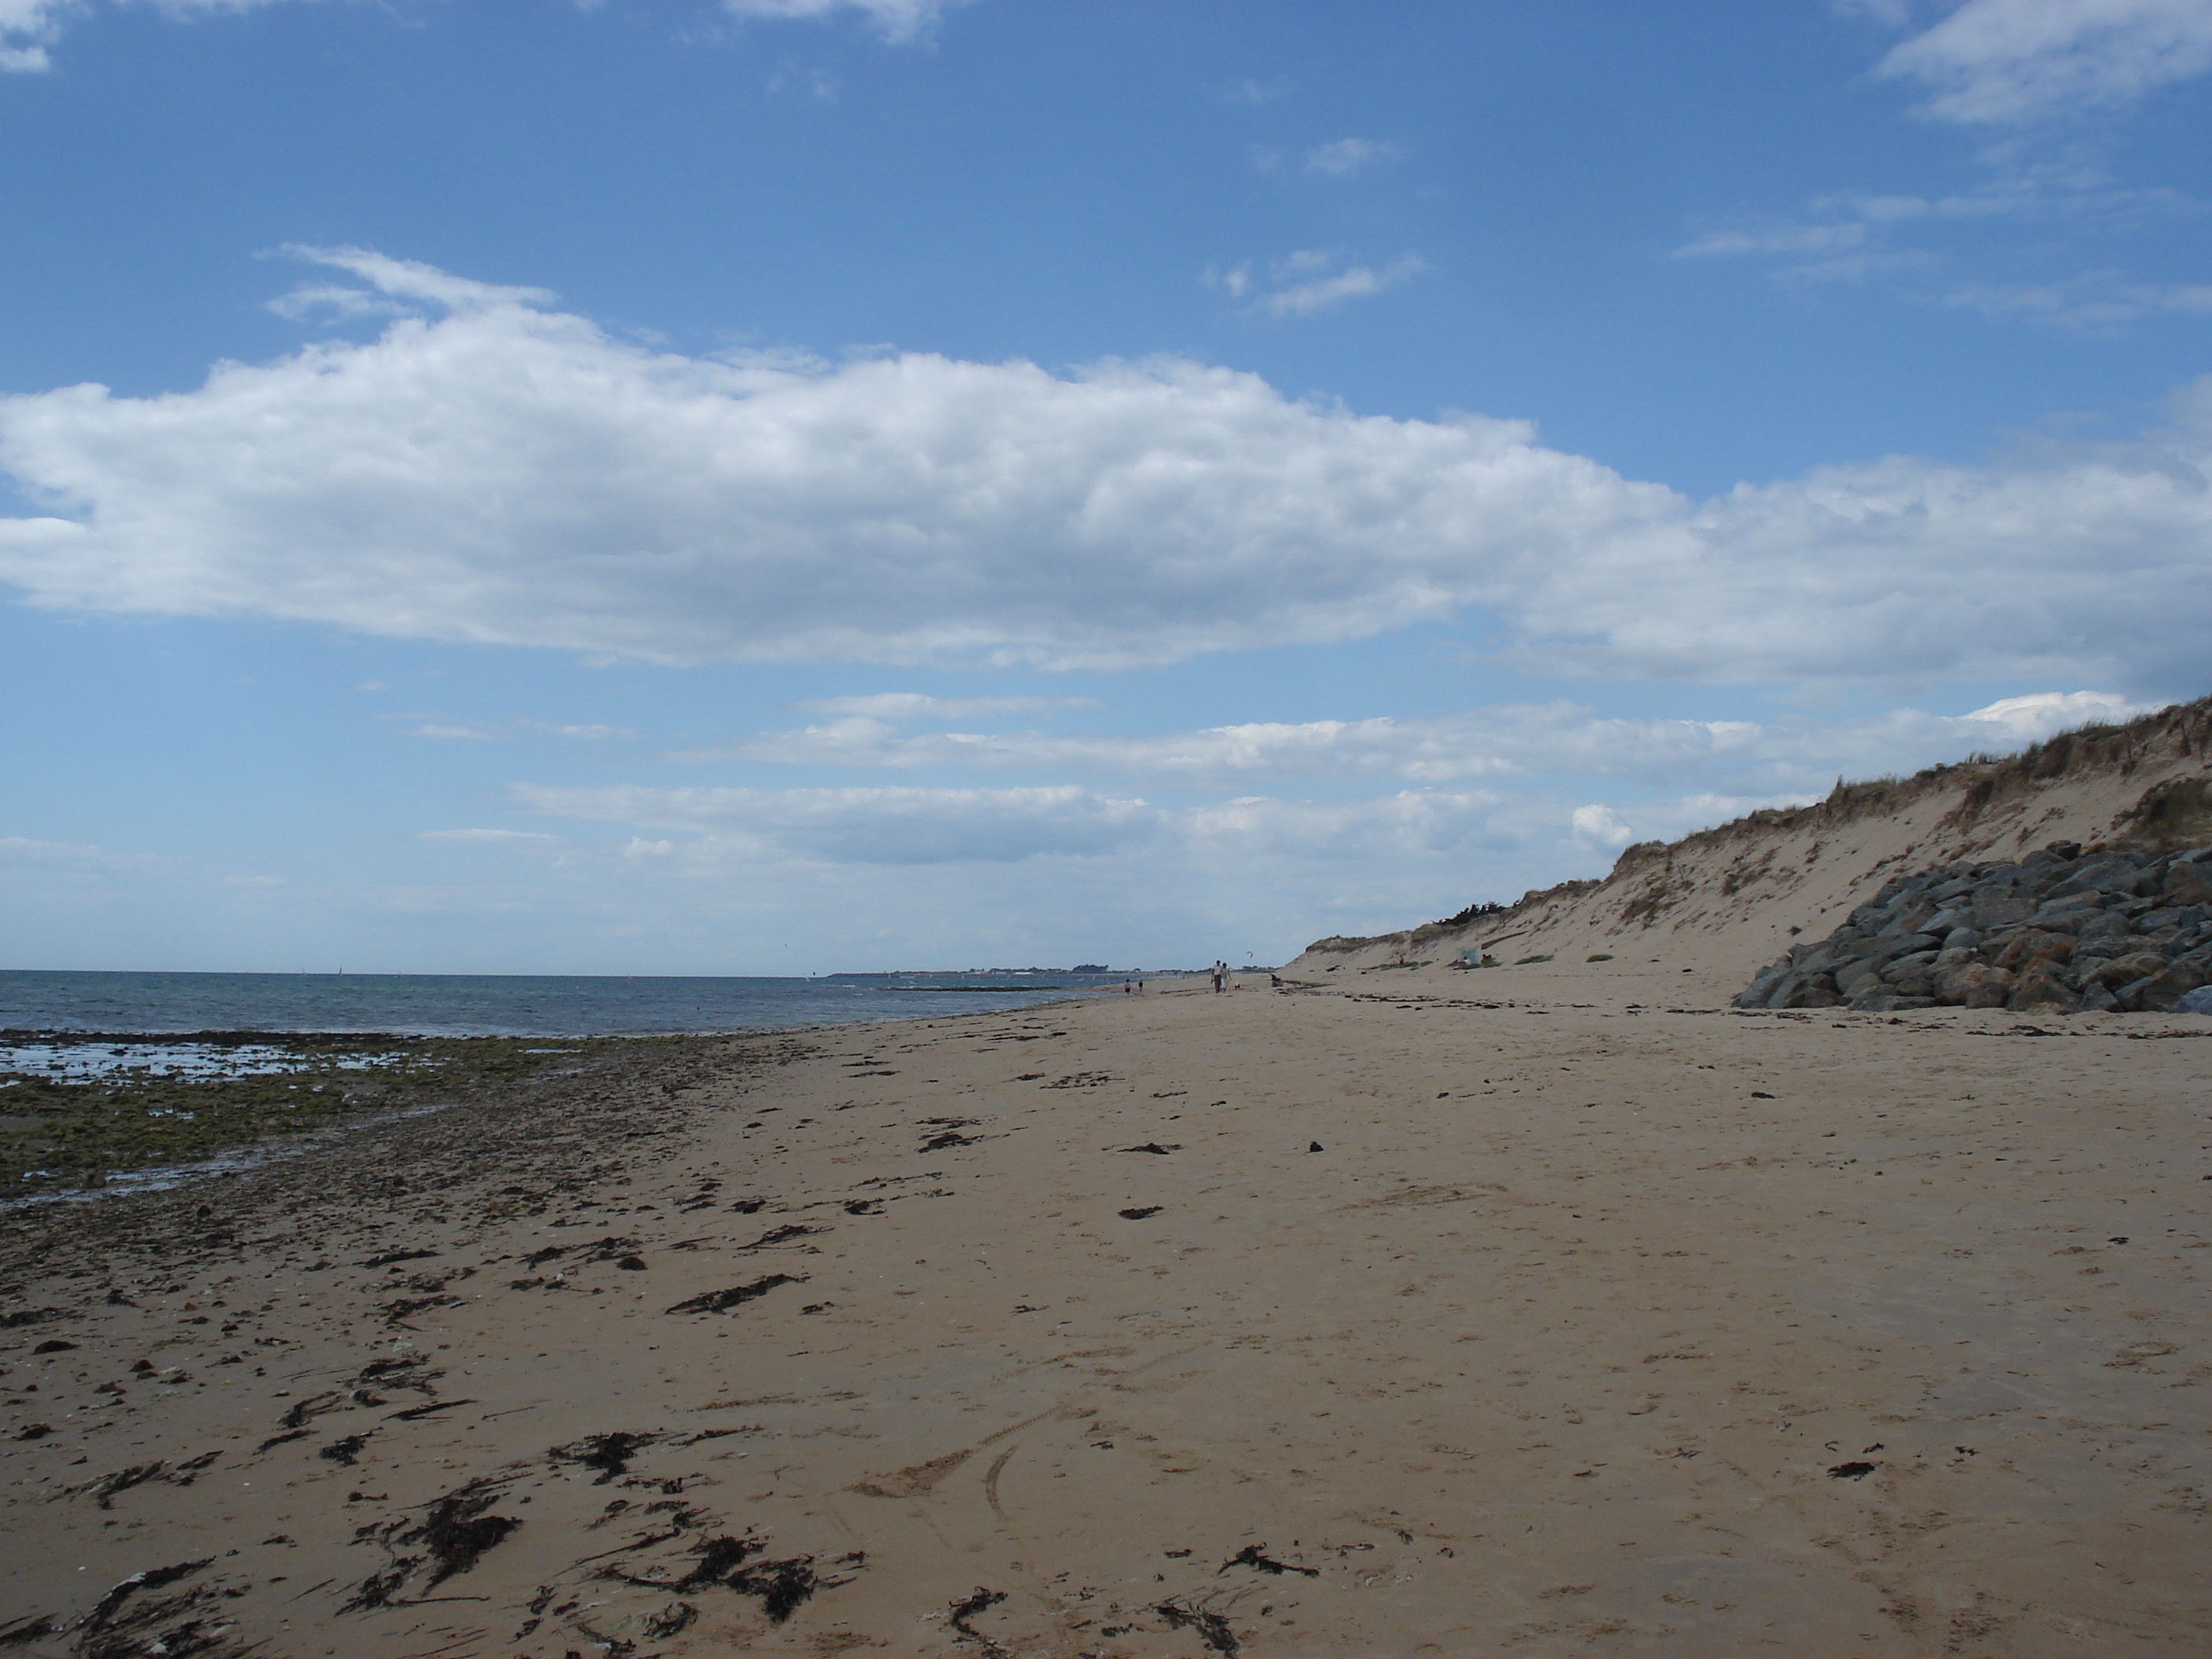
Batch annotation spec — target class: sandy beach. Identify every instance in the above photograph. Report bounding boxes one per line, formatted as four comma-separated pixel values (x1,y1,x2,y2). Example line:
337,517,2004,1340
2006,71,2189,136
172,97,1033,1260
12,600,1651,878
16,11,2212,1654
5,960,2209,1657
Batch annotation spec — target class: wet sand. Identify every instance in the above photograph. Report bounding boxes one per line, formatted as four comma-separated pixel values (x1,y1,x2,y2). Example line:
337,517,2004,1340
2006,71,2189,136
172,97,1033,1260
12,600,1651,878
3,976,2210,1656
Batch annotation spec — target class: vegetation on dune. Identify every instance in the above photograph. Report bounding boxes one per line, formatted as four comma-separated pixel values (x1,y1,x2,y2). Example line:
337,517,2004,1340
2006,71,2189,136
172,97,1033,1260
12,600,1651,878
1430,898,1510,930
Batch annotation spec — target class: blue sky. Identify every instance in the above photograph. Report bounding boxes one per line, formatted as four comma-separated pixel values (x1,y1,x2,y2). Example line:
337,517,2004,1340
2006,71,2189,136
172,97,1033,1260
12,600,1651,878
2,0,2209,974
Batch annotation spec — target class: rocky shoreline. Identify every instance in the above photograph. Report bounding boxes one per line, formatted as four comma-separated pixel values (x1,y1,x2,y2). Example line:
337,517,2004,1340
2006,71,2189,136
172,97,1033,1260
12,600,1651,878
1734,840,2212,1014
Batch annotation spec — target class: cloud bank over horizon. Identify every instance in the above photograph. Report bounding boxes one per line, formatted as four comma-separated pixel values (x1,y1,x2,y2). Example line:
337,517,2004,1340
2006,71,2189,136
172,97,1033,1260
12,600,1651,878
683,689,2155,793
2,249,2209,698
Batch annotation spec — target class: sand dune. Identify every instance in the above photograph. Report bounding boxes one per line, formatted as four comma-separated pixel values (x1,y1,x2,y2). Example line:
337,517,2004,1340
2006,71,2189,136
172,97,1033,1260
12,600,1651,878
1287,696,2212,1000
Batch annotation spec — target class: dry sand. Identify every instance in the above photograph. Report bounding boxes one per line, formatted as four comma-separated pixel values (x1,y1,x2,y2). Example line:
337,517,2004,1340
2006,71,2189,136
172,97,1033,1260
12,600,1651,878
5,968,2210,1657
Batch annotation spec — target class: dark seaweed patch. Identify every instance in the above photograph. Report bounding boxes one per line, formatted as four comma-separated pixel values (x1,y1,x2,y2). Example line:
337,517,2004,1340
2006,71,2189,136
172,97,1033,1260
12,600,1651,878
73,1559,247,1659
666,1274,803,1316
734,1225,819,1251
360,1249,441,1268
675,1534,761,1588
387,1398,475,1422
320,1434,369,1466
77,1567,236,1659
566,1621,635,1657
1155,1597,1240,1654
1218,1544,1316,1577
731,1558,822,1623
280,1390,346,1430
653,1536,860,1624
948,1586,1008,1646
1828,1460,1878,1480
82,1561,213,1632
344,1479,522,1608
378,1295,460,1327
550,1431,662,1484
0,1614,55,1646
642,1601,698,1639
340,1560,417,1613
1118,1207,1163,1221
75,1463,169,1510
400,1482,522,1587
578,1235,643,1262
352,1359,437,1397
0,1307,66,1328
1118,1143,1180,1155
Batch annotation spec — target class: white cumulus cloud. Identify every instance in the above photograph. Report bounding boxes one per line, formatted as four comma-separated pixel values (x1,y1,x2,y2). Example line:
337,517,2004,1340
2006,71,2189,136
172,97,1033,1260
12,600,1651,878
1303,137,1399,177
1674,222,1873,260
1185,790,1514,862
512,782,1166,865
1954,687,2143,735
1250,253,1427,319
1,0,962,71
4,251,2212,694
1205,249,1426,318
418,828,558,843
683,690,2158,794
1877,0,2212,122
793,692,1101,719
719,0,970,42
1569,804,1636,848
0,833,159,868
3,0,342,72
0,0,68,71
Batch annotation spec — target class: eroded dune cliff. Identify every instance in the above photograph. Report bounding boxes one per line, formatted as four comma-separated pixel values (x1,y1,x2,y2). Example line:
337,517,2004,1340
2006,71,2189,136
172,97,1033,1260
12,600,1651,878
1284,696,2212,1002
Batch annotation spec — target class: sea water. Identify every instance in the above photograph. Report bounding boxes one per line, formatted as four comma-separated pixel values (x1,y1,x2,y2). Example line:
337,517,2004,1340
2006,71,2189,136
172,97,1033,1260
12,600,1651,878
0,969,1120,1042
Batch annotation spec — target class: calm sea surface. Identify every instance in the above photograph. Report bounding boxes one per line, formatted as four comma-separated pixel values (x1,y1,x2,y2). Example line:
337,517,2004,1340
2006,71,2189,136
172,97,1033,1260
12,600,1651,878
0,969,1126,1038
